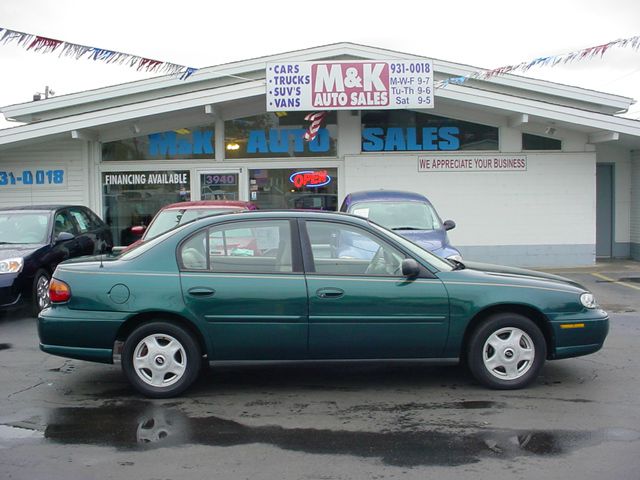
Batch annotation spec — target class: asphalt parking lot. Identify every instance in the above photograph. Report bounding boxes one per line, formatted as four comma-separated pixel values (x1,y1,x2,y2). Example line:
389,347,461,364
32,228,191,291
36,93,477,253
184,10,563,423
1,260,639,480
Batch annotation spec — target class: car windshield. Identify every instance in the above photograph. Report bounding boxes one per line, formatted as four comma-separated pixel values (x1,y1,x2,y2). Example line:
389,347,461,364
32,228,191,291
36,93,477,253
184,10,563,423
0,212,50,244
368,221,454,272
144,208,239,239
349,201,442,230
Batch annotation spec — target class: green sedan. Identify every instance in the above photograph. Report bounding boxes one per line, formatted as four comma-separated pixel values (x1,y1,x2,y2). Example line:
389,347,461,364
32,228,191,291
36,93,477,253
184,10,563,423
39,211,609,398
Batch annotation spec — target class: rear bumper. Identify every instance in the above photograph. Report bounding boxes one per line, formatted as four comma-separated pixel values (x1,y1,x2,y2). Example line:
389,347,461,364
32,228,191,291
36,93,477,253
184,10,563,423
549,311,609,360
39,343,114,363
38,306,128,363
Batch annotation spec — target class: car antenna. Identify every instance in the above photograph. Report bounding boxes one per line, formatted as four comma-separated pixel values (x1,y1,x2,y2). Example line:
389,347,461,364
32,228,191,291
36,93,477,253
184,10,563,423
99,245,105,268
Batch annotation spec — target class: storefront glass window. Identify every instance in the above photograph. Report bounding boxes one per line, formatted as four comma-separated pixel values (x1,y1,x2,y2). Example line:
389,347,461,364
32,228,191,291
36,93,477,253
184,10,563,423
249,168,338,211
361,110,498,151
102,127,215,161
523,133,561,150
225,112,337,159
102,170,190,245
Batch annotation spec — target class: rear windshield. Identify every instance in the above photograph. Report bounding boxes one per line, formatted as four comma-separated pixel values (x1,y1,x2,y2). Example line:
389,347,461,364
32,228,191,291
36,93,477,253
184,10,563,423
144,208,240,239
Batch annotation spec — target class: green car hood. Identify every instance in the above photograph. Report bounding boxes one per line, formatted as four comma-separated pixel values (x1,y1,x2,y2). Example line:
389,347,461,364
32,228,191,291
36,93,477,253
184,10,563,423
460,260,587,291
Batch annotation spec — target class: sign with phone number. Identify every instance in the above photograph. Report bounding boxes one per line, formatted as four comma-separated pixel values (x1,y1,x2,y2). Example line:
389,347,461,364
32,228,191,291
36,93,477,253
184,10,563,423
266,60,434,111
0,167,67,188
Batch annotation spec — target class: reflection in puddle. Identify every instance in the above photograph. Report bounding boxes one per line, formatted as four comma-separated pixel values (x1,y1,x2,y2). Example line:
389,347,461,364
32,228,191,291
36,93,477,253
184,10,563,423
0,425,43,440
39,402,640,467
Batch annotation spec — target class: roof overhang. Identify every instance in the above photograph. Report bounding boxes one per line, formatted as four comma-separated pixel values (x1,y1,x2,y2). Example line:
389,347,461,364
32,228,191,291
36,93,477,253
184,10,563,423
1,42,634,123
1,42,639,151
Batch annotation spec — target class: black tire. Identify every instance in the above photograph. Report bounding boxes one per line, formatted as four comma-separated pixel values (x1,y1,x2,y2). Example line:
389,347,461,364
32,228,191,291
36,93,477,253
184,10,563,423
122,321,201,398
31,269,51,317
467,313,546,390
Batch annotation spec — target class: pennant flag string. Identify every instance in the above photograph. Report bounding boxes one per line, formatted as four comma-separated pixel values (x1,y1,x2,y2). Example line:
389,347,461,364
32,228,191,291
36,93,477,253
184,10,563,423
436,34,640,89
0,26,198,80
1,26,639,90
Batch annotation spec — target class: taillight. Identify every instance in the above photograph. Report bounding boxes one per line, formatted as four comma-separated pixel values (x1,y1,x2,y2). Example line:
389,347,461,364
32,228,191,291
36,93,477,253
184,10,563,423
49,278,71,303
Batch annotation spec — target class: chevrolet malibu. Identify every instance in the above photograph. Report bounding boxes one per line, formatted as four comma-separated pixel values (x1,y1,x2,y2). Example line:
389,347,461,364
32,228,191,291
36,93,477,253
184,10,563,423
39,211,609,398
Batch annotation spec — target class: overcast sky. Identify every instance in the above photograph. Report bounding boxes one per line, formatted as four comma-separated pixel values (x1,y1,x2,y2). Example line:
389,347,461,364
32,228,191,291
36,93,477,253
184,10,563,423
1,0,640,130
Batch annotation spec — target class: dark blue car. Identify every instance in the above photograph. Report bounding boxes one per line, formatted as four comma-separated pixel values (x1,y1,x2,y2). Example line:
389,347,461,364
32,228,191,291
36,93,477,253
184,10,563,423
339,190,462,261
0,205,113,316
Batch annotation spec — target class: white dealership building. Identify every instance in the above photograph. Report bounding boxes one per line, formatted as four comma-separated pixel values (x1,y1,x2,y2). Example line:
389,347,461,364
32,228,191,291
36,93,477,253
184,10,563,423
1,43,640,267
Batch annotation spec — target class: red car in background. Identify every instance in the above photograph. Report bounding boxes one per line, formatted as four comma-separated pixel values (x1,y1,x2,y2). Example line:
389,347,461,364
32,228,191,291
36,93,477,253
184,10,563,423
122,201,257,251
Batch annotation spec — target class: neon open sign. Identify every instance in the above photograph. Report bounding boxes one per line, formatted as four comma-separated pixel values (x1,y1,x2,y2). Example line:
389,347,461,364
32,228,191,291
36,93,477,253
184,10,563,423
289,170,332,188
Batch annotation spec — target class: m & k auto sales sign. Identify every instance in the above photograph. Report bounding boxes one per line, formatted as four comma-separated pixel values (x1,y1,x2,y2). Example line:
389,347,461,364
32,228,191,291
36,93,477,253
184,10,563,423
266,60,434,111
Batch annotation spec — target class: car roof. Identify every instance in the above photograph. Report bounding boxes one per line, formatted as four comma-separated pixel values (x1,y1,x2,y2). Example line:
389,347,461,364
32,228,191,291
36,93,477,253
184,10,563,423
345,190,431,203
190,209,367,224
0,204,84,212
159,200,255,211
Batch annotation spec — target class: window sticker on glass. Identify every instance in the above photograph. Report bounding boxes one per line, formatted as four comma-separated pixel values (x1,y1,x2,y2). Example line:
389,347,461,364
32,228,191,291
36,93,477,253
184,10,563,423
352,208,370,218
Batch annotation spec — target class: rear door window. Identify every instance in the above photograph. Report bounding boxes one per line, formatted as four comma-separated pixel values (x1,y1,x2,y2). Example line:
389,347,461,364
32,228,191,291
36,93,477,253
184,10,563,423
179,220,294,273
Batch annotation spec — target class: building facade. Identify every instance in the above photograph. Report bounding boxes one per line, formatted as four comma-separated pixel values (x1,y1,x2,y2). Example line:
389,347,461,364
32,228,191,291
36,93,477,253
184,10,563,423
2,43,640,267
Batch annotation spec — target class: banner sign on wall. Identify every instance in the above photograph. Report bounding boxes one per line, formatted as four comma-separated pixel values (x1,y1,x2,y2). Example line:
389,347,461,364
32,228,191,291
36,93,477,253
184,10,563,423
418,155,527,172
0,165,67,188
266,60,434,111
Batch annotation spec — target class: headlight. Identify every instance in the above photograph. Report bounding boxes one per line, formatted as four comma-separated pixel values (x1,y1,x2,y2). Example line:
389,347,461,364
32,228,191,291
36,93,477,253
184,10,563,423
580,292,598,309
446,254,463,262
0,257,24,274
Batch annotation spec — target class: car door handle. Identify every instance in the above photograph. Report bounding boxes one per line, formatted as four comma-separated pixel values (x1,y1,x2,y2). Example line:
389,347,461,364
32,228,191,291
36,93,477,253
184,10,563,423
316,287,344,299
187,287,216,297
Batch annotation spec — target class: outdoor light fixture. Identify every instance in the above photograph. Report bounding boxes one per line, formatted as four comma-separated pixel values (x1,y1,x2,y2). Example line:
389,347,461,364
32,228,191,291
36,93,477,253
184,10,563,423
33,85,55,101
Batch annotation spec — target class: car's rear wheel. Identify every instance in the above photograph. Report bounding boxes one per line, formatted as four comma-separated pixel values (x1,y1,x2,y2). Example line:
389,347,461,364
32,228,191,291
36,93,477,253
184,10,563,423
122,322,201,398
467,313,546,389
32,269,51,317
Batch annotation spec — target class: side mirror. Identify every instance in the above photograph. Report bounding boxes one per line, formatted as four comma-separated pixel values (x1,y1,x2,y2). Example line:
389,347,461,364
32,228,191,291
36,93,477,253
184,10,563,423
131,225,147,235
443,220,456,231
56,232,75,243
401,258,421,278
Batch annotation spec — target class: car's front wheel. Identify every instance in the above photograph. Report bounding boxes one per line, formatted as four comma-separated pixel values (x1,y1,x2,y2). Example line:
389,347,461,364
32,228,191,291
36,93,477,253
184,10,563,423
122,322,201,398
32,269,51,317
467,313,546,389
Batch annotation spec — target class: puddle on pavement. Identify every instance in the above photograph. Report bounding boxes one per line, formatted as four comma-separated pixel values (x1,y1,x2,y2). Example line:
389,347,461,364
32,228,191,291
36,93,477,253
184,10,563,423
344,400,506,414
0,424,43,440
29,401,639,467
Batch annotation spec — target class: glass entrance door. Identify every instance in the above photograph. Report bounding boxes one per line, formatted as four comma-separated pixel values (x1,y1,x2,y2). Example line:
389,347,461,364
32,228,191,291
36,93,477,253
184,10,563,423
198,169,244,201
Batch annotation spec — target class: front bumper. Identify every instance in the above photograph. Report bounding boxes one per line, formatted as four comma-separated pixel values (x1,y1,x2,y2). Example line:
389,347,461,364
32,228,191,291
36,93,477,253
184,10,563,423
0,273,23,309
548,310,609,359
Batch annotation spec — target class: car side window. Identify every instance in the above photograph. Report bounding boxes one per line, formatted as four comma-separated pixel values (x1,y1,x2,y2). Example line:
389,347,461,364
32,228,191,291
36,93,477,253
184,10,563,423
54,211,79,237
179,220,293,273
306,221,405,276
69,208,92,233
85,209,105,230
180,231,208,270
